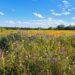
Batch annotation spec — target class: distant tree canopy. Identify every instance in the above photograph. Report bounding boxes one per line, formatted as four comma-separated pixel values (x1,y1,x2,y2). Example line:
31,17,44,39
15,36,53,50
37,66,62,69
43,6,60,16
55,25,75,30
55,25,65,30
0,25,75,30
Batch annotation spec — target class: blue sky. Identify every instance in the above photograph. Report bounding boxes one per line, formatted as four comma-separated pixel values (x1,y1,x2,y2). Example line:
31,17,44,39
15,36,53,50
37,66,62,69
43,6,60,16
0,0,75,28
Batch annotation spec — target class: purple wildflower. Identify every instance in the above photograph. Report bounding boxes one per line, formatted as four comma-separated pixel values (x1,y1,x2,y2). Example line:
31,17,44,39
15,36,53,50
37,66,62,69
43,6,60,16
59,49,63,55
71,65,75,71
53,57,58,64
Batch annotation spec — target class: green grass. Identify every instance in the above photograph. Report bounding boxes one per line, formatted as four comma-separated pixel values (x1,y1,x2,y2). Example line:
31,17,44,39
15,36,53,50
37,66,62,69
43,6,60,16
0,33,75,75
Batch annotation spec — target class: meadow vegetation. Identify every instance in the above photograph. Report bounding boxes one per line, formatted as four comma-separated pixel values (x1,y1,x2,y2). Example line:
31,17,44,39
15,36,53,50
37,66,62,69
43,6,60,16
0,30,75,75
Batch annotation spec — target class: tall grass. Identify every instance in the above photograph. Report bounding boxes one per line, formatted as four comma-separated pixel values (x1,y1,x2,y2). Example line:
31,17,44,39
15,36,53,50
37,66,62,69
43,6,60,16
0,32,75,75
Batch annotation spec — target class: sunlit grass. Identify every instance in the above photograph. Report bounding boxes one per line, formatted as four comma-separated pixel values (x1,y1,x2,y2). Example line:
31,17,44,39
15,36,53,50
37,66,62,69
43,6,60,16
0,30,75,75
0,29,75,36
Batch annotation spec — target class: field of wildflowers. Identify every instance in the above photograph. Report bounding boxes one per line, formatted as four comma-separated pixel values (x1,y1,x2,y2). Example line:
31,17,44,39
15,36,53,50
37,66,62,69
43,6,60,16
0,30,75,75
0,29,75,36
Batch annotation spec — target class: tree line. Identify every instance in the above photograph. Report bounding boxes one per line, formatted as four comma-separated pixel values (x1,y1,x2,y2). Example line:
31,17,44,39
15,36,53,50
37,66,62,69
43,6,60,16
0,25,75,30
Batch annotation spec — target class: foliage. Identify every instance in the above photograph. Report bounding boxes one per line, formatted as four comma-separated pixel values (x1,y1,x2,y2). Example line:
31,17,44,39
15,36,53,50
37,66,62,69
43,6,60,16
0,25,75,30
0,32,74,75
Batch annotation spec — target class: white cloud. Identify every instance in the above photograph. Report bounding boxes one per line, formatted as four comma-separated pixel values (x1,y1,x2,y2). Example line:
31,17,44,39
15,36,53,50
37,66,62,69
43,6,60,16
6,20,15,24
63,0,70,5
51,11,70,16
72,17,75,20
51,12,62,16
62,0,71,7
55,0,72,16
48,18,64,25
50,10,54,12
63,11,70,15
3,18,66,28
2,18,75,28
33,12,44,19
67,9,72,11
0,12,5,16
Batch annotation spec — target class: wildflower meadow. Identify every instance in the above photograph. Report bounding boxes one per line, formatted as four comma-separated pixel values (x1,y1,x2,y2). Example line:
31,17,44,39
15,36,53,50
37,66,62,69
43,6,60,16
0,30,75,75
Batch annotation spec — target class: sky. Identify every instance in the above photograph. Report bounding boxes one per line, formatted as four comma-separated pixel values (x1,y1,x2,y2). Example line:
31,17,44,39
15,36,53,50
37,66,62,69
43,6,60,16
0,0,75,28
